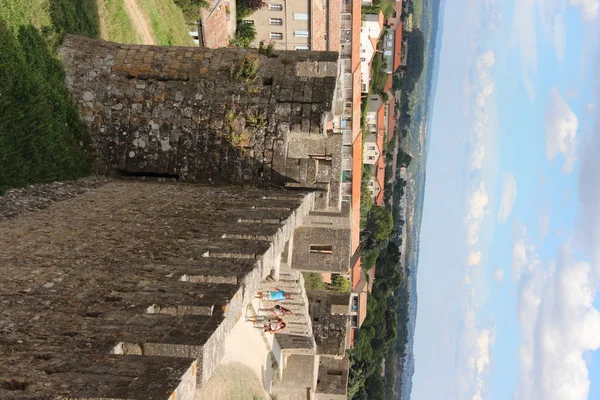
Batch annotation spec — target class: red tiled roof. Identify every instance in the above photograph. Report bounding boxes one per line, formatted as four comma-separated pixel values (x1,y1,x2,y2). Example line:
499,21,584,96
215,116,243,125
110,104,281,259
328,0,341,51
358,292,368,327
393,24,403,72
351,0,362,256
387,100,395,143
350,328,356,347
386,1,403,27
352,257,362,289
384,74,392,92
200,0,232,48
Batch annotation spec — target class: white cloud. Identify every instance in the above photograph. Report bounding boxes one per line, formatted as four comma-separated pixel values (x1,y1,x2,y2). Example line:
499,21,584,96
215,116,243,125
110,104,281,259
545,88,579,173
457,297,495,400
468,251,483,267
471,143,486,170
468,182,489,220
497,173,517,223
477,50,496,68
513,224,600,400
585,102,596,113
493,268,505,284
512,221,541,281
466,183,489,246
510,0,537,99
570,0,600,19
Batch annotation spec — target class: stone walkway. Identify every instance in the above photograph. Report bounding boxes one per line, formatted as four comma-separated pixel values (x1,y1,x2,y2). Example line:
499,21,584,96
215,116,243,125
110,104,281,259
194,362,269,400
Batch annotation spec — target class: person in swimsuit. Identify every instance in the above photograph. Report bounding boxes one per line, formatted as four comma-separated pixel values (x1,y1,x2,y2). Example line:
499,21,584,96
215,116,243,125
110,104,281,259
263,320,286,334
255,288,291,301
247,315,281,324
260,304,292,316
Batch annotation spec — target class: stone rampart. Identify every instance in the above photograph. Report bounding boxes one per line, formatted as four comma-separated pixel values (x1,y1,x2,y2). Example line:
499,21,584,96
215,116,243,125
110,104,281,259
59,35,343,209
0,181,313,399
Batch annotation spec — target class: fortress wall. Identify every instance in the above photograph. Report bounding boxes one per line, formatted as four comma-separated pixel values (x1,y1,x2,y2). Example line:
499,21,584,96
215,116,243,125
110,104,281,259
59,36,342,210
0,181,313,399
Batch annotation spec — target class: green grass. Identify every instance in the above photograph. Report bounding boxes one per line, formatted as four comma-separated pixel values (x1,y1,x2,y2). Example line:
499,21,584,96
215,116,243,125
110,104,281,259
412,0,423,28
0,0,100,194
98,0,140,43
302,272,326,291
137,0,193,45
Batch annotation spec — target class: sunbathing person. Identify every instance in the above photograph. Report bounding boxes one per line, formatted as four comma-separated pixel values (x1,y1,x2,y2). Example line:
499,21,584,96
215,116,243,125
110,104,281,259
263,320,286,334
255,288,291,301
260,304,292,317
246,315,282,324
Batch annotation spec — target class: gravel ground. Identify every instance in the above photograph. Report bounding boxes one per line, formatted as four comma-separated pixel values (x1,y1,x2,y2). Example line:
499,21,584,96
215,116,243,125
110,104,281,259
0,177,110,221
195,362,270,400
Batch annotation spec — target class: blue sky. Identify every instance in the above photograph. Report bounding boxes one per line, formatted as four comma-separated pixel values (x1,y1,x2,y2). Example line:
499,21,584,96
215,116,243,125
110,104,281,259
413,0,600,399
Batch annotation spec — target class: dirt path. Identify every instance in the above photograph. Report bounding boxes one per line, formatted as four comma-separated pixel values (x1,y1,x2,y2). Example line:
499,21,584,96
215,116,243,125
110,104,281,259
123,0,155,45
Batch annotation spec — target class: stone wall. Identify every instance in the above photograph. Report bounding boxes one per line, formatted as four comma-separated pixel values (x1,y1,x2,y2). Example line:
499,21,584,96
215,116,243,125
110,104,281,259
307,291,351,356
291,212,352,273
315,356,349,399
59,35,343,209
0,181,314,399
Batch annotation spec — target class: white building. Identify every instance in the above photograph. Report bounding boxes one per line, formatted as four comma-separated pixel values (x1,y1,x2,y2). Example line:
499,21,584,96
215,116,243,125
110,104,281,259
359,12,383,93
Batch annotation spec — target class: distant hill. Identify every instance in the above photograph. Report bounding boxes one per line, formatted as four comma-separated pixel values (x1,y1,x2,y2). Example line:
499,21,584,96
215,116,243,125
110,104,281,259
395,0,444,399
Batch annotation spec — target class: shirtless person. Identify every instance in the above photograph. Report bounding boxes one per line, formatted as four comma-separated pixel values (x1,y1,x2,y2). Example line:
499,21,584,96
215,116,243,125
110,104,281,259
260,304,292,317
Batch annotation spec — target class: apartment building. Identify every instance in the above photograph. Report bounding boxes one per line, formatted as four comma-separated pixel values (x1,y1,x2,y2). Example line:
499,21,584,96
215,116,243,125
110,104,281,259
245,0,340,51
359,12,384,92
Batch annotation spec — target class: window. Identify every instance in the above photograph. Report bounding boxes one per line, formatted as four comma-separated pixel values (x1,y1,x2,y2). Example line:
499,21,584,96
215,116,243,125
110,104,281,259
368,156,375,161
269,3,283,10
242,19,254,25
368,145,376,151
295,45,310,50
270,32,283,39
310,245,333,254
360,57,366,62
269,18,283,25
294,13,308,20
294,30,309,37
369,181,374,186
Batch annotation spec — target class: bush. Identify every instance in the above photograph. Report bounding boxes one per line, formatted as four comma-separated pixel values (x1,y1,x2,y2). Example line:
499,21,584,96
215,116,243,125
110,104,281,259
173,0,210,22
236,0,266,19
303,272,326,291
230,21,256,47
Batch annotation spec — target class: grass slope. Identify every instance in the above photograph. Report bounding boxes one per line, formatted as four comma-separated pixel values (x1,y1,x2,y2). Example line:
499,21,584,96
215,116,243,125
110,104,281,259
137,0,193,45
97,0,140,43
0,0,99,194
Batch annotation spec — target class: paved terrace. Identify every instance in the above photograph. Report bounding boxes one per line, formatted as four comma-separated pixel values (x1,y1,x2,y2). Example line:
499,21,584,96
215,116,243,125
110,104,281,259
0,181,314,399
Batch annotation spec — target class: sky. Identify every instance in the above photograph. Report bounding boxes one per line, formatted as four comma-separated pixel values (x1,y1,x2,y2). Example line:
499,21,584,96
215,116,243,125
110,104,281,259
412,0,600,399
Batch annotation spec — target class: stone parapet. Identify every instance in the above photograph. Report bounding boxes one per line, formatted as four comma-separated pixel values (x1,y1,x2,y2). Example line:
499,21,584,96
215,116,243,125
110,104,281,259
59,36,343,210
0,181,313,399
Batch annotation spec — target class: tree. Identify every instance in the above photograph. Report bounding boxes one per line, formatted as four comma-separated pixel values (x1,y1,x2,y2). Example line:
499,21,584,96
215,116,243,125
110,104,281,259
230,21,256,48
236,0,266,19
328,275,352,292
368,206,394,241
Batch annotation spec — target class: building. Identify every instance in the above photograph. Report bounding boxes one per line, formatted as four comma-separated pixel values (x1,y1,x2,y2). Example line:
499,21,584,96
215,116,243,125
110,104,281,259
244,0,340,51
362,95,386,205
359,12,384,92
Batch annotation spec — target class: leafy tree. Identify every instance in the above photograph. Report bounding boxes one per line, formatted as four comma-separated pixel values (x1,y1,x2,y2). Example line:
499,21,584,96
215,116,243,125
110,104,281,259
174,0,210,22
230,21,256,47
367,206,394,241
236,0,266,19
328,275,352,292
